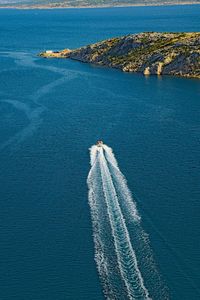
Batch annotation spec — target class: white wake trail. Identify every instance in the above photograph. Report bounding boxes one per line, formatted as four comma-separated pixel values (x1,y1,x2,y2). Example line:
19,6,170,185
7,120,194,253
87,144,167,300
99,147,150,299
103,145,140,222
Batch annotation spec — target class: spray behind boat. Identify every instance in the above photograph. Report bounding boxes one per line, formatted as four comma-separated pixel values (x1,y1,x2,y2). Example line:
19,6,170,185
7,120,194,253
87,143,168,299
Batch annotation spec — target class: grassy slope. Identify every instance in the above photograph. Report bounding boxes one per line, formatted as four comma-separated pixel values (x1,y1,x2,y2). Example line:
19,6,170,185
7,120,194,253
72,32,200,77
40,32,200,78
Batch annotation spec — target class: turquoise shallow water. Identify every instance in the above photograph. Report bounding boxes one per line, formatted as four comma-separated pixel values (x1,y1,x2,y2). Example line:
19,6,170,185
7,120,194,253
0,5,200,300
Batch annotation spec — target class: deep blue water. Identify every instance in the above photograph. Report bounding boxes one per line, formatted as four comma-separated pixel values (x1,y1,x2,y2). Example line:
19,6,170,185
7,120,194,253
0,5,200,300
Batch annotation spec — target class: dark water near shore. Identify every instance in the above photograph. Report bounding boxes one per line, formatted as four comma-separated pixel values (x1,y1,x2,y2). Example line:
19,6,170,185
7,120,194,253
0,5,200,300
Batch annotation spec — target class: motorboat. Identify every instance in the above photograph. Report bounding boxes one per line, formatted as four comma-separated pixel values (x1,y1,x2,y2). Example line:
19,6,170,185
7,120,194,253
97,140,104,147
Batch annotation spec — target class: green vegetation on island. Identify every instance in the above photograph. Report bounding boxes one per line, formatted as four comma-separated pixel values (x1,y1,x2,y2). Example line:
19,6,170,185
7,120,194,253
40,32,200,79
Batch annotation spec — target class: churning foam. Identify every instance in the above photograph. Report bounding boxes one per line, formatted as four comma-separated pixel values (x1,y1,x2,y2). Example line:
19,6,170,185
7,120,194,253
87,144,167,300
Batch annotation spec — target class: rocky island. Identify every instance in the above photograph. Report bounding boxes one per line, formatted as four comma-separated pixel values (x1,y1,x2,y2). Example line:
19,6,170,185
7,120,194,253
40,32,200,78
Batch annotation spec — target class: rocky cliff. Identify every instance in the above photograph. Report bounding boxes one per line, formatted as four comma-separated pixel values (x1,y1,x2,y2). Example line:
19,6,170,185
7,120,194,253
40,32,200,78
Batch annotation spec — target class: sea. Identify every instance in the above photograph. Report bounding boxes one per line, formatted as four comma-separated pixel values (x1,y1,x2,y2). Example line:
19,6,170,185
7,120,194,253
0,4,199,300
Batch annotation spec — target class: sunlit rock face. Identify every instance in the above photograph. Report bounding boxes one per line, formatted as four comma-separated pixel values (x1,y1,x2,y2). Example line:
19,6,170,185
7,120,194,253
70,32,200,78
40,32,200,79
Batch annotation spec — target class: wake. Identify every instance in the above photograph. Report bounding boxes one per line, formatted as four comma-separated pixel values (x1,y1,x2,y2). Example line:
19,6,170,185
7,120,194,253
87,144,168,300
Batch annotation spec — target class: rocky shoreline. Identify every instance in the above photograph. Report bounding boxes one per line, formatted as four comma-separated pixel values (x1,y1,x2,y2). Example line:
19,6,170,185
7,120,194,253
39,32,200,79
1,2,200,9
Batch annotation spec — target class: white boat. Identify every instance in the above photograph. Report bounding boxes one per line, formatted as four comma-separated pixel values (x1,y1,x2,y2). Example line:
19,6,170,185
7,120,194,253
97,140,103,147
